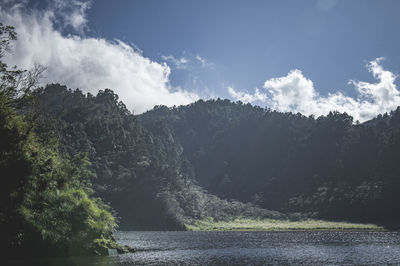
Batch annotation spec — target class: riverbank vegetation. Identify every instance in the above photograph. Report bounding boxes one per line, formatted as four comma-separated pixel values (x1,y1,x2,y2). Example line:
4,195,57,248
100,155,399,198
186,217,384,231
0,23,122,257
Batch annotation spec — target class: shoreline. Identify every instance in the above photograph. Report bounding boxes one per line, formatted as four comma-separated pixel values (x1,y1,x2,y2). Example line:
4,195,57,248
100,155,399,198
185,218,385,232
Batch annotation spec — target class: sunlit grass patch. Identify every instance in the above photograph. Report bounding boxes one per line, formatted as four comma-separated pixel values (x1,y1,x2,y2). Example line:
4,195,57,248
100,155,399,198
185,217,384,231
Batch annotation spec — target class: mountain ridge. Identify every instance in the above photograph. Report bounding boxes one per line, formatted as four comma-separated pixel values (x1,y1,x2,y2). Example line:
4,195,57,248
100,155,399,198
34,84,400,230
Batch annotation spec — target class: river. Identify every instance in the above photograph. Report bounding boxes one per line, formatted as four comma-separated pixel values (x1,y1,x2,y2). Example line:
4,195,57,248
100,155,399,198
8,231,400,265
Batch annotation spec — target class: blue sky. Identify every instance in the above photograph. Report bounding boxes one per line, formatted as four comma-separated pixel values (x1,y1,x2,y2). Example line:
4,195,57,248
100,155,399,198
86,0,400,96
2,0,400,121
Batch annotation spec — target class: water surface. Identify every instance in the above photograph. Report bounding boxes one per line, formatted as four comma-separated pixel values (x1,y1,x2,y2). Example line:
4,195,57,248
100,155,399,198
113,231,400,265
8,231,400,265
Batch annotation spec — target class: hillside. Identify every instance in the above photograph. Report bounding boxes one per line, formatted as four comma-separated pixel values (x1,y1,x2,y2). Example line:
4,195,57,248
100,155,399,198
34,84,287,230
31,83,400,230
140,99,400,228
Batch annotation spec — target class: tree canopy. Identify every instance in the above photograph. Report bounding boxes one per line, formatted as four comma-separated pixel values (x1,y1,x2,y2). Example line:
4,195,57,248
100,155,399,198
0,23,120,257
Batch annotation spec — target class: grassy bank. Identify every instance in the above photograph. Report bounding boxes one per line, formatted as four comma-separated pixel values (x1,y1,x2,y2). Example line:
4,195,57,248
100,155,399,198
185,217,384,231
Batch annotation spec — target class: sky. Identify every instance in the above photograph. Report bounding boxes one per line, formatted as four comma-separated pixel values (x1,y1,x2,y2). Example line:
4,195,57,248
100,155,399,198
1,0,400,121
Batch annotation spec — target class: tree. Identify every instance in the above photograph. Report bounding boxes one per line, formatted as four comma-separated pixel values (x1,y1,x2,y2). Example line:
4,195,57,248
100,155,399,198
0,23,120,257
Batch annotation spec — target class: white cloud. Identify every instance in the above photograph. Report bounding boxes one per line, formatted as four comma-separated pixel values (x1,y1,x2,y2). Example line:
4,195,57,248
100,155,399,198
50,0,91,32
228,58,400,122
348,58,400,120
161,55,189,69
228,87,267,104
264,69,317,113
263,58,400,122
1,1,198,114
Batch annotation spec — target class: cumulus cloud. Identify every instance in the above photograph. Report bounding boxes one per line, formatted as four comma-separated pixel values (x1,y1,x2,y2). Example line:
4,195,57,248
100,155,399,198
1,1,198,113
264,69,317,113
228,87,267,104
229,58,400,122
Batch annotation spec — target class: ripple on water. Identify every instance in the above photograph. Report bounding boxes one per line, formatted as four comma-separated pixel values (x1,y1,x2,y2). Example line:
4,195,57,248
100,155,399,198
108,231,400,265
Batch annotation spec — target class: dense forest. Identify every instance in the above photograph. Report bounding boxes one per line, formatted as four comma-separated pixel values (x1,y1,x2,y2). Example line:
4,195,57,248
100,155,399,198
141,99,400,227
2,21,400,259
33,83,400,232
34,84,286,231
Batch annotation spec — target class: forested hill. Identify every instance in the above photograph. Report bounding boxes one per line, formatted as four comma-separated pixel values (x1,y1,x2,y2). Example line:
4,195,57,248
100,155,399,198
140,99,400,227
35,84,400,230
34,84,286,230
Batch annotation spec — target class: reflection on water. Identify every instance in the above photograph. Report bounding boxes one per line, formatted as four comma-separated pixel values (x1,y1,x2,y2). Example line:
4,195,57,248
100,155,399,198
7,231,400,265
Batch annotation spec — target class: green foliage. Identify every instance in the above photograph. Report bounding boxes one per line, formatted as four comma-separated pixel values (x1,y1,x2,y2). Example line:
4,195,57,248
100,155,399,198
21,188,115,254
0,24,118,257
35,84,288,231
186,217,383,231
141,100,400,227
0,89,118,256
35,82,400,229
